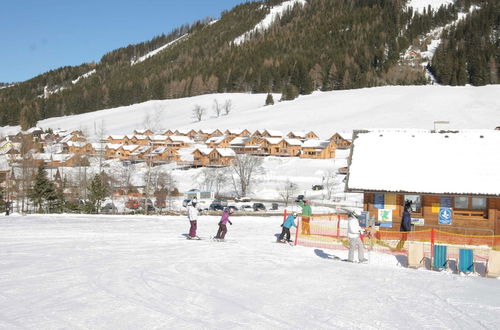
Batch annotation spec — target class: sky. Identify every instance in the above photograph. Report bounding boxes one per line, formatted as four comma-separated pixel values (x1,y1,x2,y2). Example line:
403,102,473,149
0,0,249,83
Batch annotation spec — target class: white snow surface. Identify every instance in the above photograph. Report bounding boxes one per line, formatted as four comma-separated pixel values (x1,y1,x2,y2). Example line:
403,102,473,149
234,0,307,45
131,35,189,65
0,214,499,329
1,85,499,140
407,0,455,14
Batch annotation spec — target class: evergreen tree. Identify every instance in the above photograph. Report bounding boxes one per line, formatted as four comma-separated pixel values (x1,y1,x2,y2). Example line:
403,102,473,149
28,165,56,213
88,173,108,213
280,83,299,101
265,93,274,106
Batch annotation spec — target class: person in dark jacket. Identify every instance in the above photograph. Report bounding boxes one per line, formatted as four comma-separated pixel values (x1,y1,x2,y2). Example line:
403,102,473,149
396,201,412,249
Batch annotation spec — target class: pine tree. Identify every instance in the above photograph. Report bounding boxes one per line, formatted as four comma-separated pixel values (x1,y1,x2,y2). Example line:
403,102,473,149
265,93,274,106
28,165,56,213
88,173,108,213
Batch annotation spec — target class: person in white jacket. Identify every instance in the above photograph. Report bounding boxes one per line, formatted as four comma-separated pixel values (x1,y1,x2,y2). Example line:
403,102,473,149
187,198,200,239
347,212,367,263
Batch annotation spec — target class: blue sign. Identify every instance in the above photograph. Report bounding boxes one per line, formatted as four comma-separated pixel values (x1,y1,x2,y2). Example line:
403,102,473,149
374,194,384,209
439,207,453,225
440,196,452,208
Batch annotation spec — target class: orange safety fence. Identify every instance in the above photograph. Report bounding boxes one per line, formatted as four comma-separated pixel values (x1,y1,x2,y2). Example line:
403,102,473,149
293,214,500,262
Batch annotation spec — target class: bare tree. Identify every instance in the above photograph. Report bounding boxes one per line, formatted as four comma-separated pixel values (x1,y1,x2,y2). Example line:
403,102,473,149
192,104,206,122
212,99,222,117
228,154,264,197
323,169,342,200
223,99,232,115
278,179,298,207
194,168,229,195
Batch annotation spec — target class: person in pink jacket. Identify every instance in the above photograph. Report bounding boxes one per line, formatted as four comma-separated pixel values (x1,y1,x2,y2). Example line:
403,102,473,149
214,208,233,240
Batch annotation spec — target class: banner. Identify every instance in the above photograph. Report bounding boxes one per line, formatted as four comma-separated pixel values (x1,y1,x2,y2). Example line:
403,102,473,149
411,218,425,226
439,207,453,225
378,209,393,228
385,193,396,210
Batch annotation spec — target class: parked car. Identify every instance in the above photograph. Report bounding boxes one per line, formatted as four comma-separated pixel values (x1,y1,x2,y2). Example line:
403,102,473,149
125,199,140,209
212,198,228,207
227,205,238,212
312,185,324,191
253,202,266,211
101,203,117,214
271,203,279,210
295,195,305,202
235,196,251,203
240,204,253,211
210,203,225,211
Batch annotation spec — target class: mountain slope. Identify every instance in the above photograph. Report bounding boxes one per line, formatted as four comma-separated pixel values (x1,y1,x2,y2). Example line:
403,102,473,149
1,0,498,129
1,85,498,139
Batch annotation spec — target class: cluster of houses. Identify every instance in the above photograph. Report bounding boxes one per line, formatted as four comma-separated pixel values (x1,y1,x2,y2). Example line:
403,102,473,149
0,127,352,170
103,128,351,167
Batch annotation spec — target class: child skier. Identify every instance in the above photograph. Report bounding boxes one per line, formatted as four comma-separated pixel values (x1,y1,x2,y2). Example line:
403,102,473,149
214,207,233,240
347,212,367,263
277,212,297,242
186,198,200,239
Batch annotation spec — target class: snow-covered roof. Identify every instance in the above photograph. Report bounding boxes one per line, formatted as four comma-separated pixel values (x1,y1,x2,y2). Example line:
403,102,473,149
66,141,87,148
283,138,302,146
193,147,212,155
288,131,306,138
230,137,249,145
108,135,125,140
150,135,169,141
129,146,151,156
302,139,330,148
263,137,283,145
347,130,500,196
206,135,228,144
169,135,194,143
215,148,236,157
105,143,122,150
121,145,140,152
263,130,283,137
225,128,246,135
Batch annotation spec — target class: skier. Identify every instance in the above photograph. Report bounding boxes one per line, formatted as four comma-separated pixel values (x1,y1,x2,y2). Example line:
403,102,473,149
277,212,297,243
297,199,312,235
396,200,412,249
186,198,200,239
214,207,233,240
347,211,367,263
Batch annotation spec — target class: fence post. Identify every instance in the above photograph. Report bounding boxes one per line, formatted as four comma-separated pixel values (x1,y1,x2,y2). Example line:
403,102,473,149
283,209,287,223
431,228,435,258
336,214,341,240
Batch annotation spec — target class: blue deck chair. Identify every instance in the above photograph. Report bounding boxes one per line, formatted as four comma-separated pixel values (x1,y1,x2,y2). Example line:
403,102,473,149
458,248,474,274
433,245,449,270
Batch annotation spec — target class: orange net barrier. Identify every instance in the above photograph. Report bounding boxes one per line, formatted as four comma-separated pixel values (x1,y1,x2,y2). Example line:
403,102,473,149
293,214,500,260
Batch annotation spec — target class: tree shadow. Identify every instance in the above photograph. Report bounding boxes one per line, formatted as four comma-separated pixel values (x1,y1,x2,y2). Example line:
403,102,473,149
314,249,341,260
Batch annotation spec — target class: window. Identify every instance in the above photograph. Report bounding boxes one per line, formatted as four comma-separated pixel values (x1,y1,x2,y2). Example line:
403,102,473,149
403,195,422,213
454,197,469,209
454,197,486,210
472,197,486,210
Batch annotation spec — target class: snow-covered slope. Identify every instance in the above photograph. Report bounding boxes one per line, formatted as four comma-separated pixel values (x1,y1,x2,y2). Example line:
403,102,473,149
1,85,498,139
407,0,455,14
131,34,189,65
0,214,498,329
234,0,307,45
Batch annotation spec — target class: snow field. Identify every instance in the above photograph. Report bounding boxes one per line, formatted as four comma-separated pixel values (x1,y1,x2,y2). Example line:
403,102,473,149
1,214,499,329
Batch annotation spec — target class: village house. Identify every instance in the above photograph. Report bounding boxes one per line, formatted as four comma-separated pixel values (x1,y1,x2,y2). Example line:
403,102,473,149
106,135,126,144
192,148,211,167
128,146,152,161
261,129,284,138
196,129,223,141
242,136,265,155
207,148,236,167
133,129,154,136
346,130,500,235
64,141,95,155
149,135,170,146
224,128,251,138
145,147,180,164
166,135,194,149
205,135,232,149
330,133,352,149
273,138,302,157
117,145,141,160
300,139,336,159
229,137,250,154
162,129,175,136
104,143,123,159
174,129,197,138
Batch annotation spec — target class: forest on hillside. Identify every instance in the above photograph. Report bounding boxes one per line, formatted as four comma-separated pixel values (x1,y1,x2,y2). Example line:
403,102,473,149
0,0,498,129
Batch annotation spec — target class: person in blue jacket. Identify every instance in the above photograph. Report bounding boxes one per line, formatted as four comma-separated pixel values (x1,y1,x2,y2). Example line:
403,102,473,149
277,212,297,242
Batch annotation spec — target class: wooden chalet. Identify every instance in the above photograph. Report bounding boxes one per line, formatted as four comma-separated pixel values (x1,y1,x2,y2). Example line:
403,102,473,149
243,136,265,155
145,147,179,164
162,129,175,136
134,129,154,136
300,139,336,159
105,143,122,159
224,128,251,138
262,138,301,157
229,137,250,154
128,146,152,161
330,133,352,149
192,148,211,167
65,141,95,155
261,129,284,138
166,135,194,149
174,129,197,138
205,135,232,149
208,148,236,167
107,135,126,144
197,129,223,141
346,130,500,235
149,135,170,146
117,145,141,160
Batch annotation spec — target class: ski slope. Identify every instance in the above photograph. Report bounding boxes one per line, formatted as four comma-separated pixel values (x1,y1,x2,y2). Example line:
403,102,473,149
0,214,498,329
1,85,499,139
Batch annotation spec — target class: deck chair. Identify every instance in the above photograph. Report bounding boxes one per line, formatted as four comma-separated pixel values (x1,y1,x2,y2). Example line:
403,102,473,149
407,242,425,269
433,244,449,270
458,248,474,274
486,250,500,278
